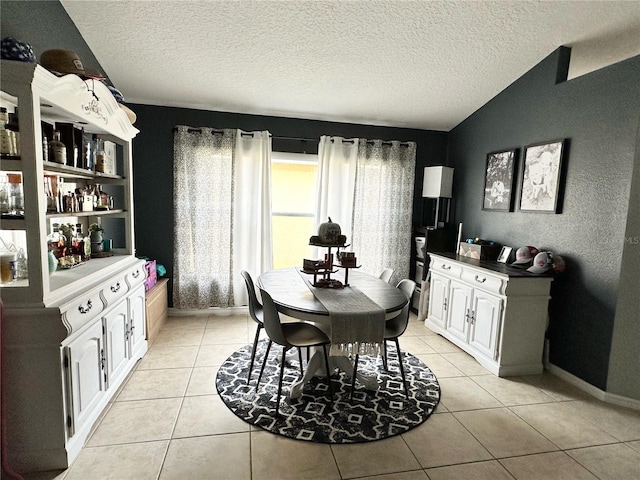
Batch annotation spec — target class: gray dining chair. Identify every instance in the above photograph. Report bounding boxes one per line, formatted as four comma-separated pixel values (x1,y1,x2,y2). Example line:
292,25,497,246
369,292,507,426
378,268,394,283
256,288,334,415
241,270,272,386
350,278,416,401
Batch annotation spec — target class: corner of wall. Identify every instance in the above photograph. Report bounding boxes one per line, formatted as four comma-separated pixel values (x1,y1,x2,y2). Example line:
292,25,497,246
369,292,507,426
555,46,572,84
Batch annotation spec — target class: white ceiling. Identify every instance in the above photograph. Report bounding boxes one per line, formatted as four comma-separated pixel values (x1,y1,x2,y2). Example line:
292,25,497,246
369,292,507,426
61,1,640,131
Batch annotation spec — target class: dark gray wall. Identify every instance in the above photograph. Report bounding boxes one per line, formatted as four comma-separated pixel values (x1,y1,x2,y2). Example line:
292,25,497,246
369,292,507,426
1,1,106,79
128,104,448,303
448,48,640,390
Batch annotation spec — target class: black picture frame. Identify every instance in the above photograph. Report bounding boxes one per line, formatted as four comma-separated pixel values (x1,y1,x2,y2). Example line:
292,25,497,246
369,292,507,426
482,149,518,211
519,140,565,213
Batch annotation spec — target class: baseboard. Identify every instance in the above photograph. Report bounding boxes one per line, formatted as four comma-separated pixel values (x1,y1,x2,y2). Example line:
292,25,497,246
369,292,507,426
168,306,247,317
544,361,640,411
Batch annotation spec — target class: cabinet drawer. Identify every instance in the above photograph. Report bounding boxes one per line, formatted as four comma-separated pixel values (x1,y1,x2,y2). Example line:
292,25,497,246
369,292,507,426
102,274,129,307
431,258,462,278
461,269,505,295
61,291,104,328
125,264,146,289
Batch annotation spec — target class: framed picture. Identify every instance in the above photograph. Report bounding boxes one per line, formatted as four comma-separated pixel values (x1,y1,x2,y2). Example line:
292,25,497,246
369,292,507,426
497,246,513,263
483,149,518,211
519,140,565,213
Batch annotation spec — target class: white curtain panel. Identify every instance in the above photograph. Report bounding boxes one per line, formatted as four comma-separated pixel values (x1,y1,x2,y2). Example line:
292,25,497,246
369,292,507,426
351,140,416,285
232,130,274,306
173,126,235,308
314,136,359,255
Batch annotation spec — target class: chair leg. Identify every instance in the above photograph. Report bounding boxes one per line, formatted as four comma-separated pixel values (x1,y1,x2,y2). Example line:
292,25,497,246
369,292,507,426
256,340,272,390
350,354,360,403
382,340,388,371
394,338,409,397
247,324,262,385
297,348,304,376
275,346,288,416
321,344,334,399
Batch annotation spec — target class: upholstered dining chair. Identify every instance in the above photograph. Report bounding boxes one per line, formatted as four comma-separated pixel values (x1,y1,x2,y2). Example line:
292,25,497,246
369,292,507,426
378,268,394,283
350,278,416,401
241,270,272,386
257,288,334,415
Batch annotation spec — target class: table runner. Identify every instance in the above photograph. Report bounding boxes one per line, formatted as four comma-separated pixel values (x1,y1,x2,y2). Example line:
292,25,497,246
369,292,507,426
298,271,386,356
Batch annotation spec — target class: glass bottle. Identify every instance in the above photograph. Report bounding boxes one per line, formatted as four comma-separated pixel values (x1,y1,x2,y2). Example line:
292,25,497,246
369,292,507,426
42,135,49,162
94,136,106,173
47,223,65,259
7,174,24,217
82,185,94,212
0,174,9,215
49,130,67,164
6,108,19,156
0,108,13,156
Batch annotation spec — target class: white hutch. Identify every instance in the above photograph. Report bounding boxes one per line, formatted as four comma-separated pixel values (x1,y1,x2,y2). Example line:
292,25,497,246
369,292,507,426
426,253,553,376
0,61,146,472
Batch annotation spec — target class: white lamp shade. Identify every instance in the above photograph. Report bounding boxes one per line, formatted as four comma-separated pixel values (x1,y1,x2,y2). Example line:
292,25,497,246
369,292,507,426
422,166,454,198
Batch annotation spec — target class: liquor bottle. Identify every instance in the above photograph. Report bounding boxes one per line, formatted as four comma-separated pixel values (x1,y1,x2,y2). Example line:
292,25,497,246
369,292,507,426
6,108,19,156
95,184,112,210
82,185,94,212
47,223,65,259
71,224,84,261
75,223,91,260
49,130,67,164
44,177,56,213
0,107,12,156
94,136,106,173
7,174,24,217
0,174,9,215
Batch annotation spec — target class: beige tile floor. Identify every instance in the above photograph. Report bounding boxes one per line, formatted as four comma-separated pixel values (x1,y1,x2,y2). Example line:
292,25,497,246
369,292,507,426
26,310,640,480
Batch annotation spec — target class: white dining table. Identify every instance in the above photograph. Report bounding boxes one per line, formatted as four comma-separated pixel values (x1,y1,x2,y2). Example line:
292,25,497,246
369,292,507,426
257,268,408,398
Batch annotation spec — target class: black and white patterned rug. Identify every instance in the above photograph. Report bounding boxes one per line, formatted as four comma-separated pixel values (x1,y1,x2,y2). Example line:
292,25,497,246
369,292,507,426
215,339,440,444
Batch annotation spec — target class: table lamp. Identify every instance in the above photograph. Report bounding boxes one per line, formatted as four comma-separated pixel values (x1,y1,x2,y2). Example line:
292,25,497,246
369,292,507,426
422,166,454,229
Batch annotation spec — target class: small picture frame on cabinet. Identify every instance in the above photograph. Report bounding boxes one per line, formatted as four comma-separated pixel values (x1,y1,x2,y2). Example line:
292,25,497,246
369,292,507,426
497,246,513,263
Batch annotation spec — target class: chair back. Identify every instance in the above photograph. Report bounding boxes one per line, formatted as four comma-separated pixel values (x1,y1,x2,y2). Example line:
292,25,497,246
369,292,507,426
258,288,290,347
241,270,262,325
396,279,416,301
387,279,416,338
378,268,394,283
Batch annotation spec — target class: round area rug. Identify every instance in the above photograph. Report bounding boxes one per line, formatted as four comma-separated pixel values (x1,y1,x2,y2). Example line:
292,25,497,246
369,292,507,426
216,339,440,444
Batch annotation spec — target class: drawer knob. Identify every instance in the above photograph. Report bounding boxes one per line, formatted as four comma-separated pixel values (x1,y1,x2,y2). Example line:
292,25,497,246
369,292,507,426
475,275,486,283
132,270,141,279
111,282,121,293
78,300,93,314
441,264,451,270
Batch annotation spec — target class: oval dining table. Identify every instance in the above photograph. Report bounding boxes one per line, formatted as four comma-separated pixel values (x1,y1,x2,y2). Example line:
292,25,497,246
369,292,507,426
257,267,408,398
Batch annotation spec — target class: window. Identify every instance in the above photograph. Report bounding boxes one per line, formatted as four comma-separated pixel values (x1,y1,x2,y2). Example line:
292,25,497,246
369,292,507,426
271,152,318,268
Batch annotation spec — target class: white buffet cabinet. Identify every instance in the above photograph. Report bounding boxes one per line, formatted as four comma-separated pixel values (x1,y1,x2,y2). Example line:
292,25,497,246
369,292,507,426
1,61,147,472
426,253,552,376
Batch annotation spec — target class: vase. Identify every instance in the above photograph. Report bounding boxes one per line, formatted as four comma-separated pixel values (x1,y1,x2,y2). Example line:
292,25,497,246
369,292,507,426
47,250,58,274
90,231,103,254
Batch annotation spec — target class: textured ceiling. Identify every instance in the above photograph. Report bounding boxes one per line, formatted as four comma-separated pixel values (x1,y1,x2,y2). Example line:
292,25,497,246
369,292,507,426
60,1,640,131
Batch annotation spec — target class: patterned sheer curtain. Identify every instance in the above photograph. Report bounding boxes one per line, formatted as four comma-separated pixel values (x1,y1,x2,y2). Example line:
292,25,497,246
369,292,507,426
173,126,235,308
351,140,416,285
173,127,273,308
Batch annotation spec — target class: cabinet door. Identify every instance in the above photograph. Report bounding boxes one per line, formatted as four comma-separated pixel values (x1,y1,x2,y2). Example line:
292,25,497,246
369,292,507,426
427,273,450,328
104,300,130,387
128,285,147,358
447,279,473,343
64,320,105,436
469,290,503,360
